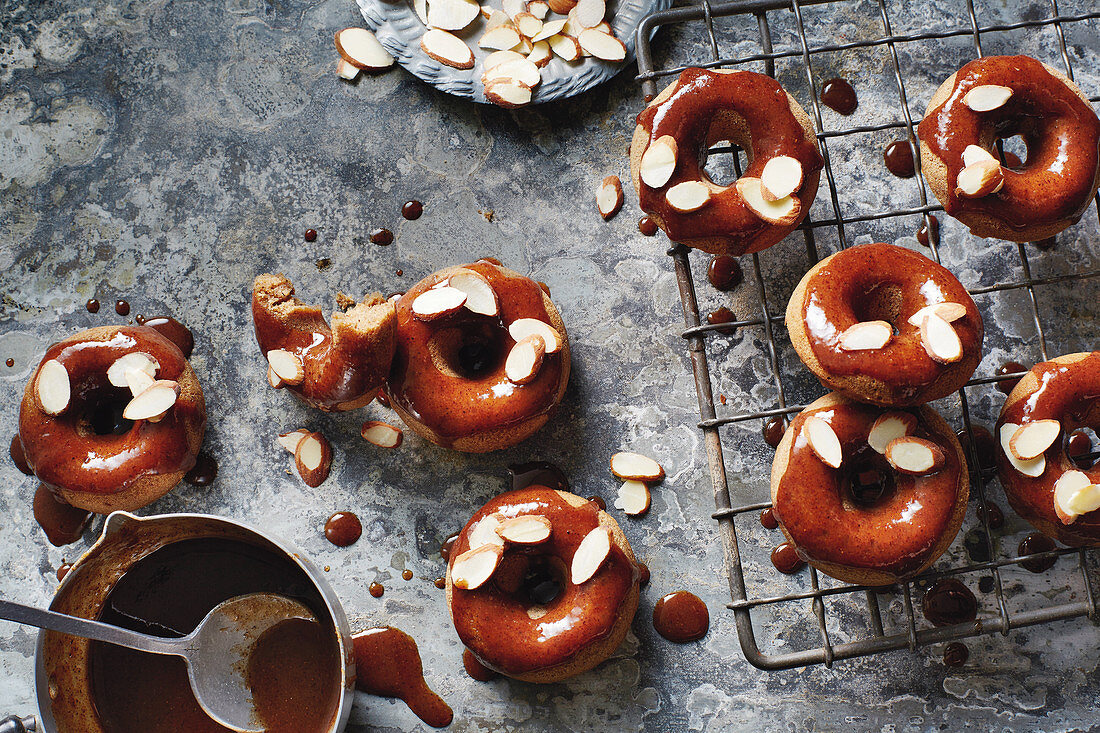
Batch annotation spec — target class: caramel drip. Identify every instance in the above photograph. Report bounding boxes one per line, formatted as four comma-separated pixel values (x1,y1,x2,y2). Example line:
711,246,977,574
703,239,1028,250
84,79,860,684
353,627,453,728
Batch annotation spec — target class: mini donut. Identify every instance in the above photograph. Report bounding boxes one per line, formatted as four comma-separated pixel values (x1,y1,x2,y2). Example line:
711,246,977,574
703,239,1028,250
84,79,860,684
785,243,983,407
629,67,824,256
446,487,639,683
18,325,206,514
252,274,396,411
771,393,968,585
918,55,1100,242
996,352,1100,546
386,260,570,453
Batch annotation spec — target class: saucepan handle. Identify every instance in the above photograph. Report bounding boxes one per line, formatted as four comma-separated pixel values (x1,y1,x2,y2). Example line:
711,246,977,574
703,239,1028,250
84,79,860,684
0,715,36,733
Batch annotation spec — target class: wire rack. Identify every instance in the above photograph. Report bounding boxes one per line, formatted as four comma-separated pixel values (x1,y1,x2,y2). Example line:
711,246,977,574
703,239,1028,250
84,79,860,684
633,0,1100,669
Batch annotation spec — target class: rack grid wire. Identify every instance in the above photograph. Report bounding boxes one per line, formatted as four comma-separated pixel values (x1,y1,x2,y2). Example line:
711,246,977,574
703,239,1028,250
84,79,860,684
632,0,1100,669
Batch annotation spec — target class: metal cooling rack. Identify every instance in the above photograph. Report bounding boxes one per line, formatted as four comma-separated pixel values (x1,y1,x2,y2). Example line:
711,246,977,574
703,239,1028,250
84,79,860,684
633,0,1100,668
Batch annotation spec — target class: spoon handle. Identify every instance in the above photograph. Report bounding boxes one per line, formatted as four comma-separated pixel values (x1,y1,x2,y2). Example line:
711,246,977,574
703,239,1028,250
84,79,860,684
0,599,185,657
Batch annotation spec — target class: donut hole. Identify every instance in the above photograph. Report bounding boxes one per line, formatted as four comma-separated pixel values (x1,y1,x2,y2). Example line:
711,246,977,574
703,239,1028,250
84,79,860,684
850,282,903,333
995,134,1029,169
841,447,897,509
493,552,566,612
700,111,753,188
427,322,504,380
1067,427,1098,469
73,381,134,437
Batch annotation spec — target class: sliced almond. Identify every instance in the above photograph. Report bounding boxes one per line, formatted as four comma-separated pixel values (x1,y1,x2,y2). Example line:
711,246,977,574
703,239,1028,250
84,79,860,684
906,302,967,327
122,379,179,421
468,513,506,549
999,423,1046,478
1008,419,1061,461
597,175,624,220
361,420,404,448
266,349,305,386
485,79,533,108
502,0,527,18
639,135,678,189
963,84,1012,112
413,0,429,22
735,177,802,225
427,0,481,31
124,368,155,397
919,313,963,364
482,57,541,88
479,25,522,50
451,544,503,590
107,352,160,388
804,416,843,469
527,40,552,67
610,451,664,482
412,285,468,320
527,1,550,19
547,33,582,61
868,412,917,454
570,526,611,584
955,159,1004,198
420,29,475,69
484,9,511,29
837,320,892,351
573,0,606,27
496,514,552,543
508,318,562,353
294,431,332,488
277,429,310,454
35,359,70,415
1054,470,1100,524
885,436,946,475
547,0,577,13
484,49,525,70
665,181,711,213
961,144,996,168
334,28,396,70
593,20,612,33
336,58,360,80
505,334,546,385
514,12,543,38
614,480,651,517
513,36,533,54
577,28,625,61
448,269,500,316
531,18,568,42
267,366,283,389
760,156,804,202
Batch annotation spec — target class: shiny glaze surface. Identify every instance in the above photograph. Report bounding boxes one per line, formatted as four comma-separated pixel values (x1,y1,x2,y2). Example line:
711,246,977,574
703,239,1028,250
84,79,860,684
324,511,362,547
140,317,194,359
800,243,982,396
636,68,823,251
387,261,566,446
918,56,1100,229
18,327,202,496
921,578,977,627
652,591,709,642
820,78,857,115
352,627,453,728
775,400,964,575
449,487,635,676
33,484,92,546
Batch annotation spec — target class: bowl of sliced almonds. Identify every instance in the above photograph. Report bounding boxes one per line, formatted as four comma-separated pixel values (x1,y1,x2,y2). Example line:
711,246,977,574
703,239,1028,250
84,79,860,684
347,0,671,107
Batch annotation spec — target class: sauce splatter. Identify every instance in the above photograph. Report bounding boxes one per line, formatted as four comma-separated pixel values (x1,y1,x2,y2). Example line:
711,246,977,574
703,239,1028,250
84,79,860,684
652,591,709,642
353,627,453,727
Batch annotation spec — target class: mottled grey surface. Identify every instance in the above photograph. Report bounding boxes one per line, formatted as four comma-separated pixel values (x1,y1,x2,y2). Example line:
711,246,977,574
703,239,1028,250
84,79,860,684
1,0,1100,731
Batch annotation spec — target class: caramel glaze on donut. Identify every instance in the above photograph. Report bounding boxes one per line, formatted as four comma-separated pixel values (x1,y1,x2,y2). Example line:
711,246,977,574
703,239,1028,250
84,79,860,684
446,488,639,683
631,68,824,255
386,261,569,452
787,243,983,407
771,393,968,586
918,56,1100,241
997,352,1100,546
18,326,205,514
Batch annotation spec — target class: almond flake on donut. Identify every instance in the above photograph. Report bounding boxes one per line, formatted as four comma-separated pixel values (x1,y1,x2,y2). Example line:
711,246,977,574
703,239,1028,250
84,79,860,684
961,144,996,168
837,320,892,351
918,313,963,364
122,379,180,421
577,29,625,62
505,334,546,384
548,33,583,62
1054,470,1100,524
448,269,500,316
1008,419,1061,461
479,24,522,50
963,84,1012,112
468,513,506,549
361,420,404,448
267,366,283,389
639,135,678,189
610,451,664,482
665,181,711,213
571,526,611,584
597,175,624,220
804,416,843,469
277,428,310,454
884,436,945,475
294,431,332,487
485,79,533,108
906,302,966,327
735,177,802,225
334,28,395,71
531,18,567,42
868,411,917,454
106,352,160,388
614,480,651,517
508,318,562,353
955,159,1004,198
412,285,468,320
452,544,504,590
35,359,71,415
420,29,475,70
266,349,305,386
495,514,553,544
999,423,1045,478
760,156,804,202
427,0,481,31
124,368,155,397
527,40,552,67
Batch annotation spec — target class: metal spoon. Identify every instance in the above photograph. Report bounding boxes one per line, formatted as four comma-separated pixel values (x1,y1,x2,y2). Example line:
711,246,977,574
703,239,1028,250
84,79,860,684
0,593,317,733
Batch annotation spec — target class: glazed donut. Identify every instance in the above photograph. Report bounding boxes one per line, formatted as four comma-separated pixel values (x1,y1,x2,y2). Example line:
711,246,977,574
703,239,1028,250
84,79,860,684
18,326,206,514
918,55,1100,242
629,67,824,256
771,393,968,585
386,260,570,452
996,352,1100,546
252,274,396,411
786,243,983,407
446,487,639,683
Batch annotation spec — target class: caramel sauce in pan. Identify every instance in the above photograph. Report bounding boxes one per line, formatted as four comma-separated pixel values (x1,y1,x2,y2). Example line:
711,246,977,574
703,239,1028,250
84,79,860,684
183,451,217,486
652,591,709,642
353,627,453,728
246,618,342,733
140,316,194,359
33,485,92,546
10,435,33,475
462,648,499,681
509,460,571,492
917,56,1100,229
324,511,362,547
820,78,857,115
921,578,977,627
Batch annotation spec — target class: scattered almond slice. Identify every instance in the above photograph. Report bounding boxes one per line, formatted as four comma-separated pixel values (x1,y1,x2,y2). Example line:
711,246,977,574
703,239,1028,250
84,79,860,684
804,416,843,469
482,57,541,88
760,156,803,202
577,28,625,61
963,84,1012,112
547,33,582,61
414,0,429,23
999,423,1046,478
294,431,332,488
451,544,503,590
468,513,506,549
961,144,996,168
122,379,179,421
955,159,1004,198
919,313,963,364
1054,470,1100,524
610,451,664,482
571,526,611,584
484,8,511,29
885,436,945,475
665,181,711,212
427,0,481,31
528,1,550,19
412,285,468,320
336,59,360,80
107,352,159,388
35,359,71,415
479,25,522,50
266,349,305,386
639,135,678,189
614,480,651,517
508,318,562,353
837,320,892,351
573,0,606,27
505,334,546,384
124,368,155,397
514,12,543,38
335,27,395,70
496,514,553,543
868,411,917,454
906,302,966,327
361,420,404,448
1008,419,1061,461
597,175,624,220
514,35,533,54
593,20,612,33
531,18,567,42
485,78,533,108
485,49,526,69
527,40,552,67
421,29,475,69
735,177,802,225
449,269,500,316
277,429,310,454
547,0,577,13
502,0,527,17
